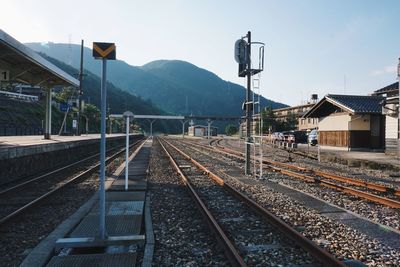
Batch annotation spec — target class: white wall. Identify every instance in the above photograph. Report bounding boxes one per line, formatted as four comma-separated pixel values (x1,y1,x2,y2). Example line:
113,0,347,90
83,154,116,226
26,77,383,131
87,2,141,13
318,114,371,131
318,114,350,131
349,115,370,131
386,115,397,139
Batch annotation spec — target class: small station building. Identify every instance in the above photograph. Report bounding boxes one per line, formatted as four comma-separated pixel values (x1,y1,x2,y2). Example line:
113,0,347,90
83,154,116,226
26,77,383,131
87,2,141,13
372,82,399,154
303,94,385,150
188,125,218,137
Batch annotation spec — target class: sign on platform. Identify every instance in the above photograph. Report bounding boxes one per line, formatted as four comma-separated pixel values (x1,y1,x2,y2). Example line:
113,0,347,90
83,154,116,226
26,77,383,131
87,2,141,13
92,42,116,60
72,120,77,129
0,69,9,81
60,103,69,112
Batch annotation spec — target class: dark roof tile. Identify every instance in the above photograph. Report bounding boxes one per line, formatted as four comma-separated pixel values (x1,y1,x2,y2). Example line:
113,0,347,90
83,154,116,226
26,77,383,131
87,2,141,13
326,94,383,114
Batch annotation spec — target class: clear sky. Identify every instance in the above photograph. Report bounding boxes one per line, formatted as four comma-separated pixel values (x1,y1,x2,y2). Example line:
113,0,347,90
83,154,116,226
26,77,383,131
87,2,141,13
1,0,400,106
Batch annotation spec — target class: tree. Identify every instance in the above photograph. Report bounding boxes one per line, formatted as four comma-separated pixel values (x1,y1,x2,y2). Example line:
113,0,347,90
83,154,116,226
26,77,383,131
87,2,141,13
54,87,77,104
261,105,276,133
285,112,297,131
225,124,237,136
83,103,100,133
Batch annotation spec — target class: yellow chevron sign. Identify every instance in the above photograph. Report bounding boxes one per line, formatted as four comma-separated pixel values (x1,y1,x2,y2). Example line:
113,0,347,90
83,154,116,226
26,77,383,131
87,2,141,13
93,42,116,60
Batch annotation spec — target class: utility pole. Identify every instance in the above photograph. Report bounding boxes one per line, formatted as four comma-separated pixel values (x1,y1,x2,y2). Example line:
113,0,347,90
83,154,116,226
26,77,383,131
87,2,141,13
245,31,252,175
77,39,84,135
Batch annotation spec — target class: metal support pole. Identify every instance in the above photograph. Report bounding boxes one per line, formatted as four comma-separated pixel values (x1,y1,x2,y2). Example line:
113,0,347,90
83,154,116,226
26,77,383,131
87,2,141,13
99,58,107,239
181,120,186,138
44,88,52,139
207,119,212,139
245,31,252,175
77,39,84,136
85,116,88,135
260,118,263,178
125,116,129,191
397,58,400,158
150,120,155,136
238,120,241,138
109,118,112,134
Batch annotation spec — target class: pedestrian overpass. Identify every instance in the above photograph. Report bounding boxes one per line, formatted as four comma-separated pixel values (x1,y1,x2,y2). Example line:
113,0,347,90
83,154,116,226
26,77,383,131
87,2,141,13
109,114,241,137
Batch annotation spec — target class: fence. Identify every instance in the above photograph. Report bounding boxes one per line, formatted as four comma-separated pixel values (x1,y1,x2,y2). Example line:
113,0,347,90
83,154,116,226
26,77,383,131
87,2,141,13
0,90,39,102
0,124,43,136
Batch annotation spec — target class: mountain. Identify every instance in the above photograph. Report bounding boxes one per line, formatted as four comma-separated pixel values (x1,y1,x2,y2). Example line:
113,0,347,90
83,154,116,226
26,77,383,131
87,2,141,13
40,54,180,133
26,43,288,118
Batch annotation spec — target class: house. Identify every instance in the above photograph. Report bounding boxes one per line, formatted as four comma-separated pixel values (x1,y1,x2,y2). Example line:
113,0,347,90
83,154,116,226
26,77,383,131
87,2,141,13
239,97,318,136
303,94,385,150
372,82,399,154
188,125,218,137
274,103,317,131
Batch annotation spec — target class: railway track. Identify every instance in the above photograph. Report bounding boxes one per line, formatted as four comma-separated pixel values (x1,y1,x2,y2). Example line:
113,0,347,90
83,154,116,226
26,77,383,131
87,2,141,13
159,137,345,267
219,138,400,193
193,138,400,209
0,139,144,226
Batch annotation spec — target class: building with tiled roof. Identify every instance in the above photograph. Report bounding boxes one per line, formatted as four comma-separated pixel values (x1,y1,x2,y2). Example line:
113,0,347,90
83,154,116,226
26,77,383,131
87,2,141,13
373,82,399,154
303,94,385,150
372,82,398,97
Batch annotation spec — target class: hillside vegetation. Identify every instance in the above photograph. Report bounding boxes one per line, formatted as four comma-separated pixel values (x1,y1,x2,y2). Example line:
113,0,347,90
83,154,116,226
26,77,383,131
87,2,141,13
41,54,180,134
26,43,288,117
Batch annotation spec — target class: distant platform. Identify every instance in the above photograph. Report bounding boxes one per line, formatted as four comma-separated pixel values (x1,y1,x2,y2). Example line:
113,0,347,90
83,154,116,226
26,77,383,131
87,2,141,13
0,134,125,148
0,134,138,160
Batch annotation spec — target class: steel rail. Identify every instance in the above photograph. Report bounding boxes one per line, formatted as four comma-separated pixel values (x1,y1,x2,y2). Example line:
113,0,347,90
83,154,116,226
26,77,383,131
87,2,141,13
0,139,144,226
311,170,400,196
162,138,345,267
216,139,399,196
205,140,400,208
158,138,246,267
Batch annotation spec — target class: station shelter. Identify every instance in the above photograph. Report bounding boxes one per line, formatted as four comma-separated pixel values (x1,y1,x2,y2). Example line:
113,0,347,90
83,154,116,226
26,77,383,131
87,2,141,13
303,94,385,150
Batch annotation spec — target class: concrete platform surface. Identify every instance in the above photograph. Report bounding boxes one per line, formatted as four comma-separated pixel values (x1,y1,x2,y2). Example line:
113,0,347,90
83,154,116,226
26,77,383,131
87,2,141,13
0,133,140,160
0,134,126,148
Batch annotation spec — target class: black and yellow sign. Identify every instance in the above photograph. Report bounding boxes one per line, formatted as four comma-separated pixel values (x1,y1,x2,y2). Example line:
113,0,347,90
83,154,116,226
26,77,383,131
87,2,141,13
93,42,116,60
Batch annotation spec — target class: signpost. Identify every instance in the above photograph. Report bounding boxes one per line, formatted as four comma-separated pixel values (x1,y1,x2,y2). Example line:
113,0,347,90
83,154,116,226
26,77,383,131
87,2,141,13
72,119,77,131
123,111,134,191
60,103,69,112
0,69,9,81
93,42,116,239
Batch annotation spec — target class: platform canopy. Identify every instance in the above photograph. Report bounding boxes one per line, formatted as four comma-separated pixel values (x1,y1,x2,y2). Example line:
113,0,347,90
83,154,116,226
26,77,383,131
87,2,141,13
0,29,79,88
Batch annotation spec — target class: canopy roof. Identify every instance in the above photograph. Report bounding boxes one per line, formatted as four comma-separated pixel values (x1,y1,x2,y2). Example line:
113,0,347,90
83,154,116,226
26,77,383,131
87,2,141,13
0,29,79,88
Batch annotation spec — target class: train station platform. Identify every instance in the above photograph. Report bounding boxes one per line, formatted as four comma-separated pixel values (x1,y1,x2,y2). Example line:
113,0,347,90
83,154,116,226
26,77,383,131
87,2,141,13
296,144,400,172
0,134,143,185
0,134,130,159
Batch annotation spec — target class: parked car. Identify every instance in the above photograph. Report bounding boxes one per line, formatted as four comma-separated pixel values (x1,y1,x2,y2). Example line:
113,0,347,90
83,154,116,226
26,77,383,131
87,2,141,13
271,132,284,141
292,130,308,144
281,131,295,143
308,129,318,146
